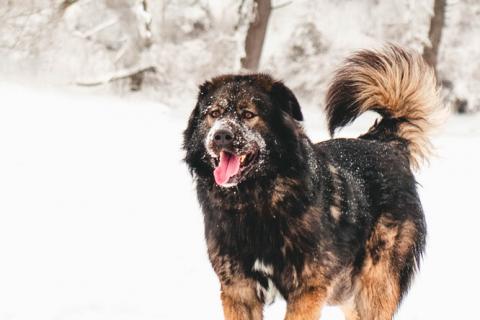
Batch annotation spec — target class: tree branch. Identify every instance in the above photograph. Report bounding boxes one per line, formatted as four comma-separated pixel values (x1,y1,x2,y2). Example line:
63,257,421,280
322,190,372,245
272,1,292,10
76,65,157,87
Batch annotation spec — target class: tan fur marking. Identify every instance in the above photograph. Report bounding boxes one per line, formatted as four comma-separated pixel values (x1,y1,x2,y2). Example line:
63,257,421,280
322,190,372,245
285,286,327,320
341,297,360,320
221,278,263,320
330,205,341,221
354,215,402,320
328,164,343,219
237,98,268,129
395,219,417,259
368,216,398,254
281,256,334,320
356,263,400,320
250,115,268,130
209,237,264,319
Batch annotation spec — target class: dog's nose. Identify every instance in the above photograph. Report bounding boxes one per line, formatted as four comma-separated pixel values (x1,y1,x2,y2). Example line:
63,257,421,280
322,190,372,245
213,129,234,149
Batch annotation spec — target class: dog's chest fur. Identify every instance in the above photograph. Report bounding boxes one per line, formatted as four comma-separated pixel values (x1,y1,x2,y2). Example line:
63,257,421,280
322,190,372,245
195,138,382,304
198,170,333,301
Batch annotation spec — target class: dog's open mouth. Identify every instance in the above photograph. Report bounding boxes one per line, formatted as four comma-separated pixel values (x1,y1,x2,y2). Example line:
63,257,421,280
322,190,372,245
213,150,258,187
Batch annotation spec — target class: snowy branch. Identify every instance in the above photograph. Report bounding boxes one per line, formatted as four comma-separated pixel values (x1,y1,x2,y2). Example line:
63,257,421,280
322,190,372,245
76,65,156,87
272,1,292,10
72,18,119,39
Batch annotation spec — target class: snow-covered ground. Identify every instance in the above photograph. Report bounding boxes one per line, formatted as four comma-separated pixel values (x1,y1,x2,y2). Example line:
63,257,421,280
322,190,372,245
0,83,479,320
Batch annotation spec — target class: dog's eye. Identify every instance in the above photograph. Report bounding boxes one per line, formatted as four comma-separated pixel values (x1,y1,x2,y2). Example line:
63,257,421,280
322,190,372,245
242,111,256,120
209,109,221,118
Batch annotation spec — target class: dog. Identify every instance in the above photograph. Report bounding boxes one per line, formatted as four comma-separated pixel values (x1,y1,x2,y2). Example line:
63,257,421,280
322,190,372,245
183,46,441,320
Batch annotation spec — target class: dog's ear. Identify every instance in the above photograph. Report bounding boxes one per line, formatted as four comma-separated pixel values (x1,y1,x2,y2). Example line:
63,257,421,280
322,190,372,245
185,80,215,136
184,81,213,149
183,102,200,148
198,80,214,99
271,81,303,121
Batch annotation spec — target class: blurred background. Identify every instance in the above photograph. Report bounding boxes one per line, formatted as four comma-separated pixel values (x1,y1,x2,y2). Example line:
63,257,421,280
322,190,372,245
0,1,479,320
1,0,479,112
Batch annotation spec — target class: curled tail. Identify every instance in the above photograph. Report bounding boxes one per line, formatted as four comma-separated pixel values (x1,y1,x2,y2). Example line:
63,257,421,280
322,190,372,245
325,45,444,170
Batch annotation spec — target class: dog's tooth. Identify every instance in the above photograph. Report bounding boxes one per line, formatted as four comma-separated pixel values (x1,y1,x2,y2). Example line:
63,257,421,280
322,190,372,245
240,155,246,163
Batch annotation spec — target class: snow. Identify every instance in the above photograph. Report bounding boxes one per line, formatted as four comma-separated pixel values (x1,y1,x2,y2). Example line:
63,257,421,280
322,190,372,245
0,83,479,320
2,1,479,110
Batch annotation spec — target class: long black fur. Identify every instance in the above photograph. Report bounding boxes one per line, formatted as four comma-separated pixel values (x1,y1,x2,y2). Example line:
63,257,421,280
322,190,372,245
183,48,434,318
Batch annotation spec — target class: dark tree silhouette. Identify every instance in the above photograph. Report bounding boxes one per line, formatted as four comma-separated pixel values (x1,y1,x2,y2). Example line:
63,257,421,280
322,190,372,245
240,0,272,71
423,0,446,75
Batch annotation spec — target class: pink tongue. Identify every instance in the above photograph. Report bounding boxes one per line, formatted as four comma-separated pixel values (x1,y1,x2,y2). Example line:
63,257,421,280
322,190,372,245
214,151,241,186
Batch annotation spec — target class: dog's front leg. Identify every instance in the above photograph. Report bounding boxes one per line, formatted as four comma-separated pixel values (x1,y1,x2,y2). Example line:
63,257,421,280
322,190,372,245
220,280,263,320
284,286,327,320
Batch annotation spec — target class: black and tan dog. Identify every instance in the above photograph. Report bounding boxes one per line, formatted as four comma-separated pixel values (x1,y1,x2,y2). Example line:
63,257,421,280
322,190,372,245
183,46,441,320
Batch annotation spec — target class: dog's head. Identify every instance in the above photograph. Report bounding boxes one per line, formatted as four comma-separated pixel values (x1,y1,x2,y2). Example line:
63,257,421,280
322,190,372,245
183,74,304,188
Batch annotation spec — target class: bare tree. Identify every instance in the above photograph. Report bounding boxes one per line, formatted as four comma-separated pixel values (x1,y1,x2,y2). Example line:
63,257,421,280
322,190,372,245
423,0,469,113
240,0,271,71
73,0,155,91
423,0,446,74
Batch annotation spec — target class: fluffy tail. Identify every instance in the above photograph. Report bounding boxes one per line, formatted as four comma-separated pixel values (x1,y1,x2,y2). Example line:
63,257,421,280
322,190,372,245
325,45,444,170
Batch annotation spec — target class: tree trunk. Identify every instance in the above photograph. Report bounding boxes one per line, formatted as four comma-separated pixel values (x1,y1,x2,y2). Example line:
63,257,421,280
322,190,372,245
141,0,153,48
423,0,446,74
240,0,271,71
